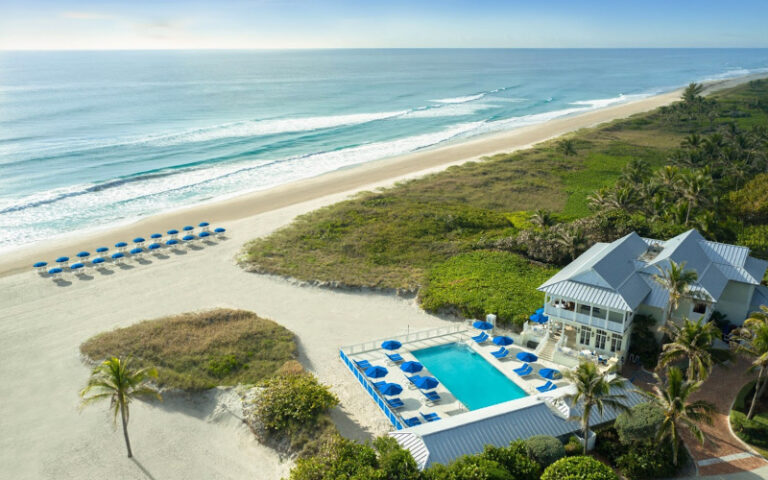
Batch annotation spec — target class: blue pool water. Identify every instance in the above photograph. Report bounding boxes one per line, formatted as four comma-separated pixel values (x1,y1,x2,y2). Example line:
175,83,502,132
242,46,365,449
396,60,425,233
411,342,528,410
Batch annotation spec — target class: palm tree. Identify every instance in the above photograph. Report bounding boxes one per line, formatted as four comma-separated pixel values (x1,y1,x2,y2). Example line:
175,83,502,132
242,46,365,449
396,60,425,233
653,260,701,322
732,306,768,419
639,367,715,466
658,317,730,382
608,185,641,212
682,82,705,105
564,361,629,454
587,187,612,211
681,133,702,150
80,357,162,458
620,158,652,185
556,227,588,261
678,170,713,225
531,209,555,228
558,139,577,157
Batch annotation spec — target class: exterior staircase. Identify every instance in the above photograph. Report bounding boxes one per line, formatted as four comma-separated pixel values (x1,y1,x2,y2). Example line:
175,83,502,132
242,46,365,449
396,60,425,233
537,331,560,362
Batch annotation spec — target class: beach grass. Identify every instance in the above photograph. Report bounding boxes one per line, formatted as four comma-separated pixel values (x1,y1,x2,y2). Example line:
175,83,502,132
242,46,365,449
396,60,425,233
80,309,297,391
243,81,767,324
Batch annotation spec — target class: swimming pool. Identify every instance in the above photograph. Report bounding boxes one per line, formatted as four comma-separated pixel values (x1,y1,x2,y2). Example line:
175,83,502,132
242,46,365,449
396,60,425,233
411,343,528,410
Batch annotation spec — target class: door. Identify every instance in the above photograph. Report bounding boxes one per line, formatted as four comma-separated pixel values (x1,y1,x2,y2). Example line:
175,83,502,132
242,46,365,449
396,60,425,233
610,334,622,353
595,329,607,350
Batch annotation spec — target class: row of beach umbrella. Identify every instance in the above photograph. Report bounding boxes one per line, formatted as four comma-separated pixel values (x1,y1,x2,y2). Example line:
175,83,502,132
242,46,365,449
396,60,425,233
34,222,227,276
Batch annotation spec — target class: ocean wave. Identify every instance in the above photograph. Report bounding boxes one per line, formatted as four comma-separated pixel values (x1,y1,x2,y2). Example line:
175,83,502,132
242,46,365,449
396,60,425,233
431,93,486,104
700,66,768,83
401,103,493,118
571,93,650,109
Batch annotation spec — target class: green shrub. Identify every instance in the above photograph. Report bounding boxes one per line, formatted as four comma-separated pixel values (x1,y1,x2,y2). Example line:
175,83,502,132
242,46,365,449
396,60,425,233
594,428,626,464
255,373,338,432
524,435,566,467
729,173,768,223
426,455,512,480
480,442,541,480
738,224,768,259
616,440,680,480
615,403,664,445
564,436,582,456
628,314,661,369
541,456,618,480
419,250,557,327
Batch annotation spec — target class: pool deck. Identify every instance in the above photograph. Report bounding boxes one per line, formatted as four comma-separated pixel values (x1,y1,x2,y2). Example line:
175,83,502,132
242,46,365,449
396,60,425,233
342,326,570,427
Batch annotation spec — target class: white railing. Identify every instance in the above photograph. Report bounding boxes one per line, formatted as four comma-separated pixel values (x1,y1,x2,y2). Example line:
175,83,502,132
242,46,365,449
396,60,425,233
340,325,468,355
546,304,624,333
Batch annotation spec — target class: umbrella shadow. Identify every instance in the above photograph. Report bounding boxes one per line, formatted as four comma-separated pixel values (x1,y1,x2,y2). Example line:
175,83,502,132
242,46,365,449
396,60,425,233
75,274,95,281
187,244,204,251
117,263,135,270
136,258,153,265
130,458,157,480
96,268,115,275
202,240,218,246
171,249,188,255
152,253,170,260
53,279,72,287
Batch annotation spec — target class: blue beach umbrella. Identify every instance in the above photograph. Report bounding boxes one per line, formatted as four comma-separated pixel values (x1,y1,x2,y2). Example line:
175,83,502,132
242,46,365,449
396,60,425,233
516,352,538,363
150,233,162,239
148,243,161,250
33,261,48,268
381,340,402,351
413,376,439,390
91,257,105,265
111,252,125,259
538,368,562,380
365,366,388,378
535,307,544,315
167,229,179,235
199,231,211,238
183,225,194,231
380,383,403,396
96,247,109,253
473,320,493,330
55,256,69,263
76,251,90,258
182,234,195,241
166,239,179,246
115,242,127,248
133,237,145,244
493,336,514,346
214,227,226,234
70,263,84,270
48,267,62,275
198,222,209,227
400,361,423,373
130,247,143,255
530,313,549,324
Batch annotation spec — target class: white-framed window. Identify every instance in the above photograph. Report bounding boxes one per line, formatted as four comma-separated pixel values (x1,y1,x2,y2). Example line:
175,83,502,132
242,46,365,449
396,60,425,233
693,302,707,314
595,329,607,350
610,334,622,353
579,327,591,346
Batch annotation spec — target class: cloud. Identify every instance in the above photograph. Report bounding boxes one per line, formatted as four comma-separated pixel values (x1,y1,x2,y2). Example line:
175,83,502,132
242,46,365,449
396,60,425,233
60,12,114,21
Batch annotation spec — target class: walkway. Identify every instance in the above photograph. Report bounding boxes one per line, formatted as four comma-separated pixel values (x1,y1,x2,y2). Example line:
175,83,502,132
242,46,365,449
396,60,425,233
680,358,768,476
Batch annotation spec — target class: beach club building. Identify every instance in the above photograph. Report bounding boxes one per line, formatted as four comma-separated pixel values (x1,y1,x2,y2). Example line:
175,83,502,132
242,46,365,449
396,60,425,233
537,229,768,363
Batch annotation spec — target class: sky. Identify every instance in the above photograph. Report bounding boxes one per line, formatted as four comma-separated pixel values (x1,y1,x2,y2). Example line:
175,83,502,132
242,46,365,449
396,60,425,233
1,0,767,50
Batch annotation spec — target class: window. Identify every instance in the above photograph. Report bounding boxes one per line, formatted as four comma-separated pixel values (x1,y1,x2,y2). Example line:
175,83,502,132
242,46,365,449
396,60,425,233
578,304,591,315
592,307,607,320
579,327,591,346
608,311,624,324
610,334,622,353
693,302,707,314
595,329,607,350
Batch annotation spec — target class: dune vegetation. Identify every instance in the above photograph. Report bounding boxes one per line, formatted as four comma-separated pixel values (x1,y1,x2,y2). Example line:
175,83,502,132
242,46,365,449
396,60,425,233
80,309,297,390
244,80,768,327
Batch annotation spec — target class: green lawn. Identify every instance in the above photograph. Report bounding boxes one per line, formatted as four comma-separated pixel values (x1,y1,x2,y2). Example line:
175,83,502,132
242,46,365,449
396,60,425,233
81,309,297,390
730,380,768,457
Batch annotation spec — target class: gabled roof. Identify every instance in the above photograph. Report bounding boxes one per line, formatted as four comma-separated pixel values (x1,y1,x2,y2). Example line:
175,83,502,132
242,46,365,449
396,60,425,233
391,385,645,470
539,229,768,311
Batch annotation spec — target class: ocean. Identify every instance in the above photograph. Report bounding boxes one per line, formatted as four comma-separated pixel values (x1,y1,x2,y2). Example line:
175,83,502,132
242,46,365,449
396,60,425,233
1,48,767,250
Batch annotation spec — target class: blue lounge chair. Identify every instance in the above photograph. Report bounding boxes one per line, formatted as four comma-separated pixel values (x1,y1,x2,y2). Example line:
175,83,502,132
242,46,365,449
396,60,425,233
403,417,422,427
513,363,530,374
421,412,441,422
387,398,405,409
386,352,404,363
536,381,557,393
373,381,387,390
517,365,533,376
471,331,489,343
421,390,441,405
406,375,422,389
491,347,508,359
355,360,372,369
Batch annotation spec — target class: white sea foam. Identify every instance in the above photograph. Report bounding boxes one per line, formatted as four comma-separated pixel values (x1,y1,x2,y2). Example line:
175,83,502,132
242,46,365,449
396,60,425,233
571,93,650,109
431,93,486,104
401,103,493,118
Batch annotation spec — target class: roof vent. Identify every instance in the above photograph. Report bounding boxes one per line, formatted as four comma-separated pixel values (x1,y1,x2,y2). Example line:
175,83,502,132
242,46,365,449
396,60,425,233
641,243,663,262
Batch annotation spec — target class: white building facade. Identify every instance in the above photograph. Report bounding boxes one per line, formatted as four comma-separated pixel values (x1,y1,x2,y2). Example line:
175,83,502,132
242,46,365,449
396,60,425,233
537,229,768,362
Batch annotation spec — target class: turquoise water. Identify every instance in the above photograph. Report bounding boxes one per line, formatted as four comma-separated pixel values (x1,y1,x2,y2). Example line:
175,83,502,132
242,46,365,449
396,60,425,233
1,49,767,249
412,342,528,410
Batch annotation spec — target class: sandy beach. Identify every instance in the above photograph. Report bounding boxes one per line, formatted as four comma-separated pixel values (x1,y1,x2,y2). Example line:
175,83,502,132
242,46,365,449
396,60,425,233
0,74,762,480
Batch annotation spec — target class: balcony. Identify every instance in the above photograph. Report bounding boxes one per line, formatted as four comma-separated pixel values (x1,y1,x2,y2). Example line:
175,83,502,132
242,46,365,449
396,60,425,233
545,304,625,333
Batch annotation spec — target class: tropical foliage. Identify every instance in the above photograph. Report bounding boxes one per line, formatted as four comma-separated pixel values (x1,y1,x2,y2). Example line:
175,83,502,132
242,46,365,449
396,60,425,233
614,402,664,445
540,456,618,480
523,436,565,467
255,373,338,433
651,260,701,321
731,306,768,419
563,361,629,454
658,317,730,381
638,367,716,466
80,356,162,458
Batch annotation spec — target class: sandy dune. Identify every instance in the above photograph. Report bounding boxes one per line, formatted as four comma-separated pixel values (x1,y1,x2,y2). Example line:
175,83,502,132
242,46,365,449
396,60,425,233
1,75,762,480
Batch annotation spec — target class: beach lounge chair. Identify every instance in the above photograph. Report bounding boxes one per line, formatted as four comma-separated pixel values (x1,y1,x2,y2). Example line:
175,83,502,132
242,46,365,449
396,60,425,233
355,359,372,370
471,331,489,344
513,363,530,374
421,412,441,422
373,381,387,390
386,352,404,363
516,365,533,376
403,417,422,427
387,398,405,409
491,347,508,359
420,390,441,406
536,381,557,393
406,375,422,389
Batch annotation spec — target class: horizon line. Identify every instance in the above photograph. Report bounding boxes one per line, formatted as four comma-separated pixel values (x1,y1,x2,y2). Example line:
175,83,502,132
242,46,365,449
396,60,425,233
3,46,768,53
